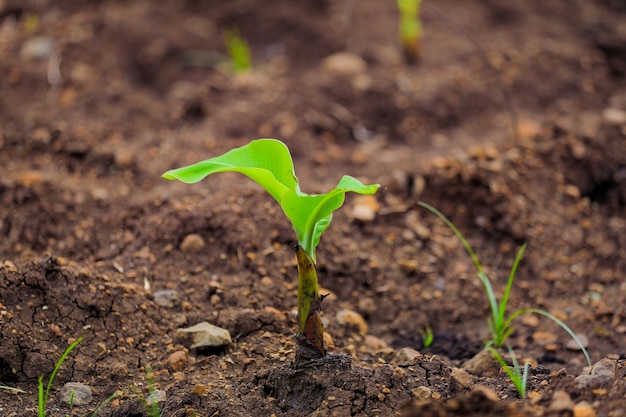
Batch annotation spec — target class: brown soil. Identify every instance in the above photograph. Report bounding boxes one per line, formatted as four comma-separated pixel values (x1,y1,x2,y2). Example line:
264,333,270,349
1,0,625,416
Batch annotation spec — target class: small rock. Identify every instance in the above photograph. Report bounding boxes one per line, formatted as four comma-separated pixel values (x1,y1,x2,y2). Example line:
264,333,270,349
521,314,540,327
167,350,187,371
153,290,178,308
350,195,380,222
575,358,616,389
566,334,589,351
392,347,421,363
602,107,626,125
320,52,367,76
20,36,55,60
336,309,368,335
411,386,431,400
60,382,92,406
451,368,473,390
323,331,335,350
573,402,597,417
549,390,574,412
357,296,377,316
564,184,582,198
180,234,206,252
462,348,500,376
176,322,232,349
364,335,388,350
532,331,558,345
1,260,18,273
260,276,274,286
111,362,128,378
16,171,43,187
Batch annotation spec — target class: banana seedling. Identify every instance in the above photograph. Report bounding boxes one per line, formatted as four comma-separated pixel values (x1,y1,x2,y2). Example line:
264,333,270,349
163,139,379,363
397,0,423,63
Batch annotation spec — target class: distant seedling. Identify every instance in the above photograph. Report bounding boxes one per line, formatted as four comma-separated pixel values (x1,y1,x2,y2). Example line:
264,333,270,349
418,202,591,365
397,0,423,63
163,139,379,364
223,26,252,73
420,326,434,349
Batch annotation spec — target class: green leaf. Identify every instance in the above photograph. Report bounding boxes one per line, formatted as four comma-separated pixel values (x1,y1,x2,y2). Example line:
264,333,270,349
163,139,379,261
162,139,296,204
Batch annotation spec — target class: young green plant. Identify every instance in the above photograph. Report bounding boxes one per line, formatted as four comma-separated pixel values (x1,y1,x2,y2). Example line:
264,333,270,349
420,326,434,349
38,337,84,417
163,139,379,363
397,0,423,63
133,365,162,417
488,345,529,398
223,26,252,74
418,202,591,366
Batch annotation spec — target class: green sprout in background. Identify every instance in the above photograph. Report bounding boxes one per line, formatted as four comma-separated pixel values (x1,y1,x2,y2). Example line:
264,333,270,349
420,326,434,349
418,201,591,395
163,139,379,363
223,26,252,74
397,0,423,63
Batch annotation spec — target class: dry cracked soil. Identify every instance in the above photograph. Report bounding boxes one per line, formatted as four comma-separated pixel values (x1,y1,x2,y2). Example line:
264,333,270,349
1,0,626,416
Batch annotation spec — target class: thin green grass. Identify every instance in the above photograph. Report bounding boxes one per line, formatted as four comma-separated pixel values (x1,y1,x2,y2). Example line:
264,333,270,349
38,337,84,417
134,364,161,417
418,201,591,367
488,345,529,398
0,384,26,394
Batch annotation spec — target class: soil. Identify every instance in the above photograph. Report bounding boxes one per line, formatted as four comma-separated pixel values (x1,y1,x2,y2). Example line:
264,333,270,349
1,0,625,416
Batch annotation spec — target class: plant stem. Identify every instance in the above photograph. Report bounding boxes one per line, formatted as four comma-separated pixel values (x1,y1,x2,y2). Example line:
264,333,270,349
294,245,326,363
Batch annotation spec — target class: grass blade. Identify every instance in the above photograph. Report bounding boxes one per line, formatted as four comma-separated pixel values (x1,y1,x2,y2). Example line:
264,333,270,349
527,309,591,367
498,243,527,324
418,201,484,274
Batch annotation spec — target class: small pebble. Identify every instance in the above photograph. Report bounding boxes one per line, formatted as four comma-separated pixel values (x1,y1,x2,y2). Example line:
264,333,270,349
532,331,558,345
111,362,128,378
176,322,232,349
180,234,206,252
167,350,187,371
602,107,626,125
350,195,380,222
20,36,55,60
573,402,597,417
576,358,616,389
336,309,368,335
60,382,92,406
411,386,431,400
260,276,274,286
364,335,388,350
522,314,539,327
451,368,473,390
549,390,574,411
462,348,499,376
320,52,367,76
392,347,421,363
153,290,178,308
357,296,377,315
